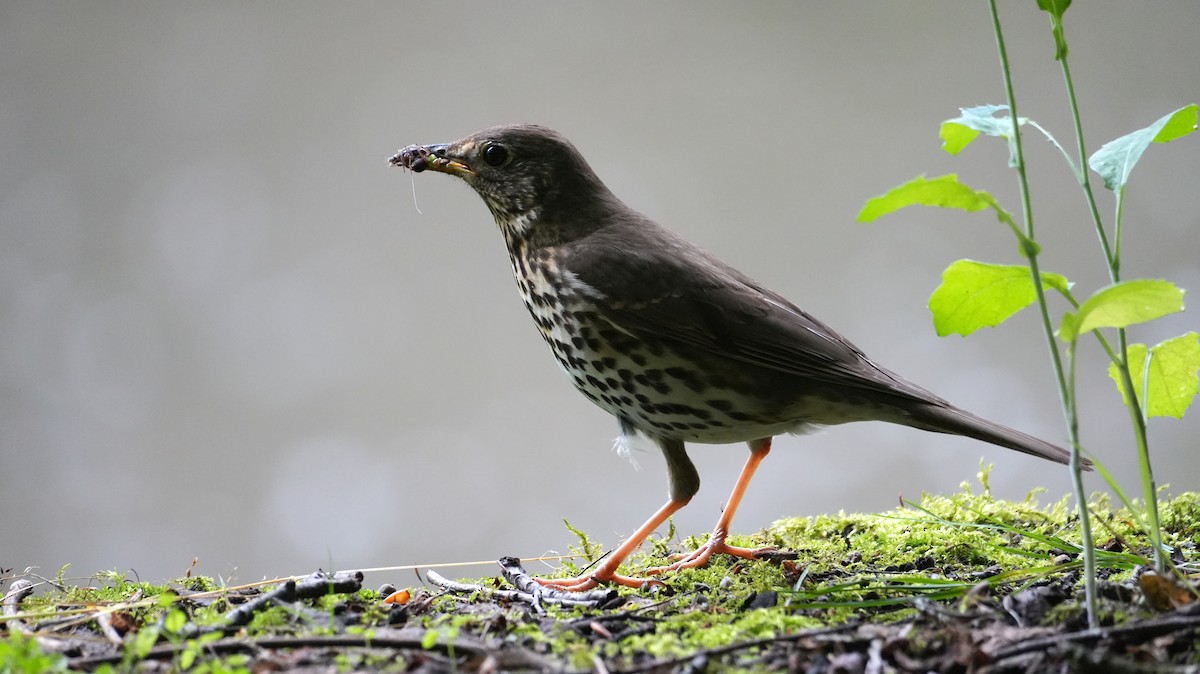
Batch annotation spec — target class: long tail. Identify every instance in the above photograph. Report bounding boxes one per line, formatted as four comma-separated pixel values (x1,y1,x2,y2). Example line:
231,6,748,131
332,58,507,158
906,403,1091,469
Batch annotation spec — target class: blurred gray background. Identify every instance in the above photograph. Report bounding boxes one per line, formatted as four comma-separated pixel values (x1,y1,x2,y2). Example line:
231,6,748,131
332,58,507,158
3,3,1197,586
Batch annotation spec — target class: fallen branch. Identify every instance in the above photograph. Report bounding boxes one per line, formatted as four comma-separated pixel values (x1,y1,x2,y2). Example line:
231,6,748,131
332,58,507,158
224,569,362,628
425,561,617,614
497,557,619,609
2,578,90,655
68,628,556,671
2,579,34,632
990,610,1200,663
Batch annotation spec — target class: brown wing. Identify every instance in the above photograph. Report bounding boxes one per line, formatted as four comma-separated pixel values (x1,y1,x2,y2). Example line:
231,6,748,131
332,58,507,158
559,216,945,407
557,213,1077,467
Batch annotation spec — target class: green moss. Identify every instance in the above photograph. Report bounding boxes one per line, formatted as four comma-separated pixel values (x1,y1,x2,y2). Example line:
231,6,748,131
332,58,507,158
516,483,1192,664
5,484,1195,671
244,604,295,632
1160,492,1200,539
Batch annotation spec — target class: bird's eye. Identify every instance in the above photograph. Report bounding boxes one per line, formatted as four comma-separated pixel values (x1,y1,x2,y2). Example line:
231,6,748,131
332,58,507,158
483,144,509,167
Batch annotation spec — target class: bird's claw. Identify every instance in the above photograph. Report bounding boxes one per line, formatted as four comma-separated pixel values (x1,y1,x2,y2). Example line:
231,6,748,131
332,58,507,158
535,572,667,593
525,541,779,593
645,541,778,575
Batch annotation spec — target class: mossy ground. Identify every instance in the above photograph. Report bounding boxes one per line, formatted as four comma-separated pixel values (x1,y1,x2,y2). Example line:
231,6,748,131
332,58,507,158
3,482,1198,672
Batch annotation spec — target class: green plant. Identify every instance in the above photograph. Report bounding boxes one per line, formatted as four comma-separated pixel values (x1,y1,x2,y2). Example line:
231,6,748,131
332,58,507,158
0,631,68,674
563,519,604,564
857,0,1198,627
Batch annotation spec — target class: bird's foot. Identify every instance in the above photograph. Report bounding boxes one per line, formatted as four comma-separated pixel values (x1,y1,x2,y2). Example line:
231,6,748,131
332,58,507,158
524,539,781,592
645,538,777,575
534,571,665,593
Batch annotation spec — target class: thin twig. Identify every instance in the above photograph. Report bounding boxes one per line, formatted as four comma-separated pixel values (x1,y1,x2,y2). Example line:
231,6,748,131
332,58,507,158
425,562,617,613
991,611,1200,662
2,580,34,632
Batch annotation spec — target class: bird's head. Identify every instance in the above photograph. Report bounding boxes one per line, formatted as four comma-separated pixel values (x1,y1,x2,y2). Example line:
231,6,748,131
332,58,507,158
391,124,614,244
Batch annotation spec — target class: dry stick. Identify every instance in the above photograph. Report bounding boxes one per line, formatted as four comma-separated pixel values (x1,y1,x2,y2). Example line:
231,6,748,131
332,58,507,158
70,624,560,673
610,606,1200,673
224,570,363,628
423,570,528,601
149,554,581,607
425,565,615,612
223,579,297,628
989,611,1200,663
68,630,487,670
498,557,617,602
2,579,34,631
93,612,124,645
1,579,89,655
67,570,385,671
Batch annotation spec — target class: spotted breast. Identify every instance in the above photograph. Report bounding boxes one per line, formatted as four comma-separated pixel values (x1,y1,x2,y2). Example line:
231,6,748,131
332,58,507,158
508,236,818,446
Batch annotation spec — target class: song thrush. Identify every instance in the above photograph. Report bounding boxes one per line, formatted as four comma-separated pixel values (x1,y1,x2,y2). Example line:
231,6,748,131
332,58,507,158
390,124,1081,592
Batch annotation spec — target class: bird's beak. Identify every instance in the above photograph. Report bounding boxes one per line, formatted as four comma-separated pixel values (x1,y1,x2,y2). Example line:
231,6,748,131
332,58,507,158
389,142,476,178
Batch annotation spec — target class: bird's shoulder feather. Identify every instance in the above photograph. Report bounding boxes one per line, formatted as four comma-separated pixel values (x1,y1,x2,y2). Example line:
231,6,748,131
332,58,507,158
555,213,943,404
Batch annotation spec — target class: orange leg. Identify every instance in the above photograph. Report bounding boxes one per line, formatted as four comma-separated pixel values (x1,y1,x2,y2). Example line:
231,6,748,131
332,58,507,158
645,438,774,575
536,437,774,592
536,497,691,592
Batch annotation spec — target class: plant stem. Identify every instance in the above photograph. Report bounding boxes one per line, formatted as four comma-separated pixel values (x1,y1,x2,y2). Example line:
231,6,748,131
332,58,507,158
988,0,1097,626
1055,16,1162,573
1115,191,1163,570
1118,326,1162,569
1059,57,1116,271
1064,340,1097,624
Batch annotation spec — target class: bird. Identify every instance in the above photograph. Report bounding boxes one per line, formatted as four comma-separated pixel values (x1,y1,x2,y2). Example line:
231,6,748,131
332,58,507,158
389,124,1084,592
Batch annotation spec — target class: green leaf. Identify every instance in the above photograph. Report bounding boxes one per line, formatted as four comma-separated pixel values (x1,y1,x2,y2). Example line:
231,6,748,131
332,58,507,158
1108,333,1200,418
1058,279,1185,342
1037,0,1071,60
1037,0,1071,16
930,260,1070,337
1153,105,1199,143
940,106,1030,165
421,629,439,650
133,627,159,659
858,175,1032,252
163,609,186,635
1088,104,1198,191
857,174,1009,222
941,105,1014,152
940,122,980,156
